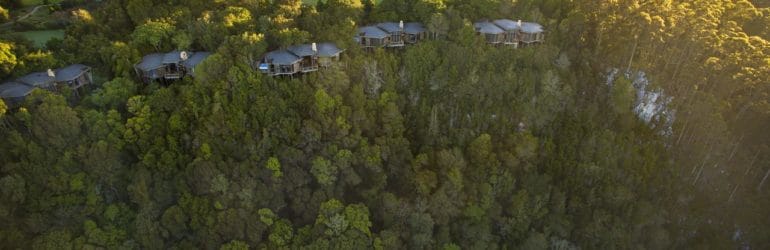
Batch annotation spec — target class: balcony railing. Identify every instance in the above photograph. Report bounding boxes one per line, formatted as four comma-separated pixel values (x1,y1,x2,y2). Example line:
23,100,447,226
300,65,319,72
164,72,182,79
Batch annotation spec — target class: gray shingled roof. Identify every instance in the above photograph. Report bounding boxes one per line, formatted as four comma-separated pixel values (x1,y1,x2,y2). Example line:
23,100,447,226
136,53,164,72
288,44,317,57
18,71,55,87
317,43,343,57
162,50,184,64
474,21,504,34
182,52,211,69
264,50,301,65
404,22,425,34
493,19,521,31
520,22,544,33
55,64,90,82
377,22,402,33
0,82,35,98
357,26,389,39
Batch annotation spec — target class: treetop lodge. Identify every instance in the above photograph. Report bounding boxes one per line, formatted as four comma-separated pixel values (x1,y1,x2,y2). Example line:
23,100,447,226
0,64,92,107
0,19,543,105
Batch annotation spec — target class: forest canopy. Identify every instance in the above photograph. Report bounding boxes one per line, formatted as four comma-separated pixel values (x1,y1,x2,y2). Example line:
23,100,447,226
0,0,769,249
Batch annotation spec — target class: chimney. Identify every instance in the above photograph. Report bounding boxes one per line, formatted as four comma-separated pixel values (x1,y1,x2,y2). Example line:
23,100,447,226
47,69,55,78
399,20,404,30
517,20,522,27
311,43,318,53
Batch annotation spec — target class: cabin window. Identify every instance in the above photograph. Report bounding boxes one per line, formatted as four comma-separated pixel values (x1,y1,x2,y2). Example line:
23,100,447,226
522,33,532,42
167,63,178,73
485,33,499,43
301,57,313,66
77,74,87,86
279,64,294,73
300,56,317,70
407,34,420,43
391,32,402,43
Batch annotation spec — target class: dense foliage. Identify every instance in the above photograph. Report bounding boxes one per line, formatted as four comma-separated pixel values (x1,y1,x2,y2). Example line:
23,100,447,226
0,0,768,249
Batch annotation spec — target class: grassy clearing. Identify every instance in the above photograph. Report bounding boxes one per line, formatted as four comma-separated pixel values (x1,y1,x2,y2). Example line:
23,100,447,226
13,29,63,48
301,0,381,6
20,0,63,7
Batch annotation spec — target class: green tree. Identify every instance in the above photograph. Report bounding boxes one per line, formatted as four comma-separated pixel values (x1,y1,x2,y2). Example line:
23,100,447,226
25,91,82,151
99,41,141,78
220,240,249,250
269,219,294,247
89,77,138,110
265,157,283,178
0,6,8,23
222,6,253,29
311,156,338,186
259,208,277,226
0,41,16,79
610,74,635,115
15,50,57,77
0,99,6,118
131,19,175,51
171,32,193,50
218,32,267,70
31,230,73,250
126,0,155,25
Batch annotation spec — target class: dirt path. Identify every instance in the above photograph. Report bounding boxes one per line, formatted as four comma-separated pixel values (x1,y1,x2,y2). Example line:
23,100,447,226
0,5,49,28
18,5,48,22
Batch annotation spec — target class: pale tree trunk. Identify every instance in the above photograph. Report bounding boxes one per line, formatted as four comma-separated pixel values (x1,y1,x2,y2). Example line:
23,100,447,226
693,163,705,186
758,168,770,192
669,43,692,85
676,118,690,145
626,36,638,73
728,183,740,203
745,151,759,176
733,101,753,123
727,135,743,162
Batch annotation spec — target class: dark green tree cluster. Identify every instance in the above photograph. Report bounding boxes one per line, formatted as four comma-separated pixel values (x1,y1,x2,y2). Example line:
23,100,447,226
1,0,769,249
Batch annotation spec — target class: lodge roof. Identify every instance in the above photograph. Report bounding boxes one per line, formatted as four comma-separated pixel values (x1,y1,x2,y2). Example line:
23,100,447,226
182,52,211,69
404,22,426,34
55,64,90,82
317,42,344,57
17,71,55,87
520,22,544,33
0,81,35,98
162,50,185,64
264,50,301,65
493,19,521,31
377,22,402,33
288,44,317,57
474,21,504,34
136,53,164,71
357,26,389,39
